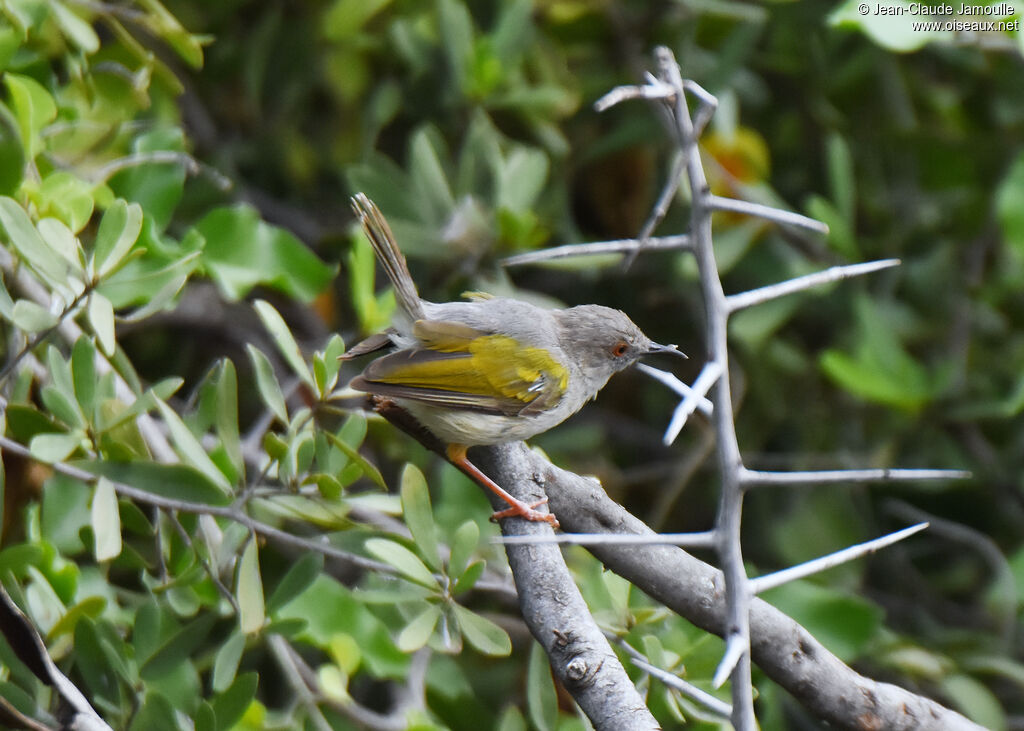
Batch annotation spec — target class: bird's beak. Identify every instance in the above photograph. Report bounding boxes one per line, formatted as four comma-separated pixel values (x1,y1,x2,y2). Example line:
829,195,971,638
646,342,688,359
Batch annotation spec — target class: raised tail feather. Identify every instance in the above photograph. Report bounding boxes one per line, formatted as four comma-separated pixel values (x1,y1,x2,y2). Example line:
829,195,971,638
351,193,425,321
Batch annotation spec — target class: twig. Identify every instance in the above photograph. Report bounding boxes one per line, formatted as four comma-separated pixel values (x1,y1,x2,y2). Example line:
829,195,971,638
682,80,718,137
608,633,732,718
636,363,714,417
91,151,233,190
622,151,686,268
747,523,929,595
594,74,676,111
708,194,829,235
267,635,334,731
632,659,732,718
166,511,240,613
741,467,972,487
500,235,691,267
725,260,901,314
662,360,723,446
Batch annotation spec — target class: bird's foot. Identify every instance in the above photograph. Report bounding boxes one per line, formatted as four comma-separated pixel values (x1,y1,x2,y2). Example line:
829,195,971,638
490,497,559,527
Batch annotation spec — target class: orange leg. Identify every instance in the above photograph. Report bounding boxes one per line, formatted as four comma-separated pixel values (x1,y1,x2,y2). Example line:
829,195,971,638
446,444,558,527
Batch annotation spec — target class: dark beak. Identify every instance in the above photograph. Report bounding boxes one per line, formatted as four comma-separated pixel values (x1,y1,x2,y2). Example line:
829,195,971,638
646,342,688,359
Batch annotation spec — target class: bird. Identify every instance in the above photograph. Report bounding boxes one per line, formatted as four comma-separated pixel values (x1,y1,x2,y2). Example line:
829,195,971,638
345,193,684,527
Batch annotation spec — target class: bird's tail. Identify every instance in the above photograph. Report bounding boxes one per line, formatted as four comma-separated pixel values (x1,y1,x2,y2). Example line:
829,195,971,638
351,193,425,321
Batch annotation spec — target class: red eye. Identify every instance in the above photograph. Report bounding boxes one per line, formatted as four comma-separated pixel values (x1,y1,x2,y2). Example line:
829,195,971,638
611,341,629,357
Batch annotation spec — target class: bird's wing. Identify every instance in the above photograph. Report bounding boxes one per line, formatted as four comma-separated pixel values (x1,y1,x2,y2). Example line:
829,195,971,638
349,319,568,416
340,330,397,360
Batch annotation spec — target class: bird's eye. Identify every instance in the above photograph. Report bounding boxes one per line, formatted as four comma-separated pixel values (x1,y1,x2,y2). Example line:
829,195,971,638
611,341,629,358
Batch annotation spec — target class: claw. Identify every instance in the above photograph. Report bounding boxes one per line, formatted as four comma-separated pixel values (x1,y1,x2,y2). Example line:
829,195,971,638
490,497,559,527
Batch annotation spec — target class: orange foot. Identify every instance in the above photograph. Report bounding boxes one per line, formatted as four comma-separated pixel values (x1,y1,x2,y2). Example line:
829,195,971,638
491,497,559,527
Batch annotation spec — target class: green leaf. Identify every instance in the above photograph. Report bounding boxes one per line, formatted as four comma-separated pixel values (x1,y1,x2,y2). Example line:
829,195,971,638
820,296,935,411
448,519,479,581
322,333,346,383
91,478,122,561
50,0,100,52
140,612,217,679
409,127,455,219
940,673,1007,731
154,399,233,493
99,250,201,309
211,672,259,730
828,0,944,52
438,0,475,98
453,604,511,656
364,538,439,590
527,640,558,731
29,432,82,462
997,151,1024,254
496,147,548,213
120,272,189,322
0,197,67,287
72,460,232,506
11,299,58,332
246,344,288,423
397,603,441,652
71,336,97,419
216,359,244,480
129,692,179,731
87,292,116,356
761,580,882,662
0,106,25,195
194,205,335,302
237,538,265,634
47,596,106,641
4,73,56,157
212,630,246,693
108,129,186,233
34,171,96,233
496,706,528,731
195,702,216,731
805,194,858,260
253,299,314,387
37,217,85,273
93,199,144,277
324,422,385,490
41,385,84,429
323,0,393,39
400,464,441,572
452,560,484,595
266,552,324,614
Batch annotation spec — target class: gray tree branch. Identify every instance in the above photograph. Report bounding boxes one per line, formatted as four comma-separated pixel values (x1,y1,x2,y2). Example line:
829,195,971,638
469,441,986,731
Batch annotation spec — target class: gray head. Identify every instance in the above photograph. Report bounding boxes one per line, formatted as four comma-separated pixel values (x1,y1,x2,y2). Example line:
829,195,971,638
554,305,684,395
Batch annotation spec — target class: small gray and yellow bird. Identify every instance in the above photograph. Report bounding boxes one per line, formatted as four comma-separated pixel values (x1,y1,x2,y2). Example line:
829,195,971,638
346,194,684,526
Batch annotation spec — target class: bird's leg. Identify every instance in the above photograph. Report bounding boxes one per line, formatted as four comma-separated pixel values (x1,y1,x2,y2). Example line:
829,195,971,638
445,444,558,527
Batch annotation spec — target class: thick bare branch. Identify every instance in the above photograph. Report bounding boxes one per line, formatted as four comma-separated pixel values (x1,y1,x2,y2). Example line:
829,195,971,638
471,442,985,731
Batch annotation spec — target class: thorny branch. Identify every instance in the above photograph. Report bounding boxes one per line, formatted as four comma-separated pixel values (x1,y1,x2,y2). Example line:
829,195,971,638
501,45,973,729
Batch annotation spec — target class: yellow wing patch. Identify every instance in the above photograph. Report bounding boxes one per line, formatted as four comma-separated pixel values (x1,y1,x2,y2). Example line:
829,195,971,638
358,324,568,413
